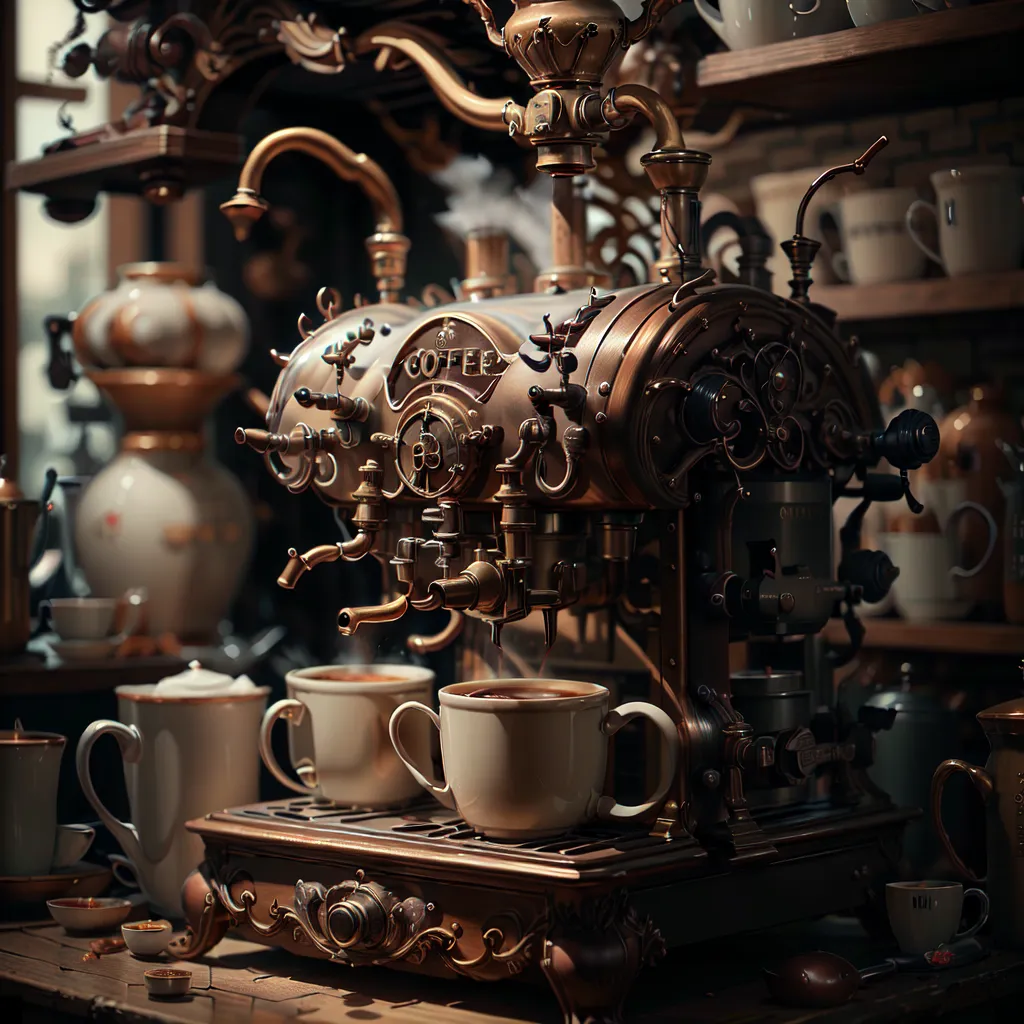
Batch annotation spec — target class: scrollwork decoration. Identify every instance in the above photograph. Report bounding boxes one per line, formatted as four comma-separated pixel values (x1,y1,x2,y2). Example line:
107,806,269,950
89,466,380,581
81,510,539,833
212,868,544,978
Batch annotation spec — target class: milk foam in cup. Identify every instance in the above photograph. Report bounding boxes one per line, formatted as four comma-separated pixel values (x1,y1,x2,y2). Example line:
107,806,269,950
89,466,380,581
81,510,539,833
152,660,260,697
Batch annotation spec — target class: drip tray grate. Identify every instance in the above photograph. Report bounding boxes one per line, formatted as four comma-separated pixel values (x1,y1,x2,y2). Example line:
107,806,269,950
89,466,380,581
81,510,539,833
220,798,680,867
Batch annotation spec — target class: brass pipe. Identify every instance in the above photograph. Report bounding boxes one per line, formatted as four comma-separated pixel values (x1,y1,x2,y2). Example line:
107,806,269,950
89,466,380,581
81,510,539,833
407,610,466,655
224,127,403,236
337,592,409,635
220,127,410,302
277,531,376,589
604,85,684,152
354,22,523,134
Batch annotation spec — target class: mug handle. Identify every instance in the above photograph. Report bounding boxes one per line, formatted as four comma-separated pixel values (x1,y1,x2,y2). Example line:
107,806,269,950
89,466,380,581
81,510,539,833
109,853,141,890
75,720,145,870
259,698,318,795
905,200,946,269
930,758,993,883
388,702,457,811
791,0,821,13
596,702,679,822
946,500,998,579
110,589,146,643
955,888,991,940
692,0,729,44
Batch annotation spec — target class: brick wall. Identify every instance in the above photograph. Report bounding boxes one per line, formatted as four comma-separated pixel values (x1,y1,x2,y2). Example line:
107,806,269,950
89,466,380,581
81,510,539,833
699,98,1024,210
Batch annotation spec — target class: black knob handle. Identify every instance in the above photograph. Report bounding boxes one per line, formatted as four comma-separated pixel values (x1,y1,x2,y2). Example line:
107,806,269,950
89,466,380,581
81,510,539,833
870,409,939,471
839,549,899,605
294,387,314,407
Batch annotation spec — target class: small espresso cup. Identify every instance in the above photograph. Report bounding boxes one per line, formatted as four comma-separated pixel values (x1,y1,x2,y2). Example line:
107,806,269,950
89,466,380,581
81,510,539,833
260,665,435,808
389,678,679,839
42,589,145,642
886,881,990,955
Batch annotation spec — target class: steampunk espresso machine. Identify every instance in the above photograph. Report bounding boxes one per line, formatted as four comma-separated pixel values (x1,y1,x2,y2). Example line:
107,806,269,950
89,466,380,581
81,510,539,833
173,3,941,1020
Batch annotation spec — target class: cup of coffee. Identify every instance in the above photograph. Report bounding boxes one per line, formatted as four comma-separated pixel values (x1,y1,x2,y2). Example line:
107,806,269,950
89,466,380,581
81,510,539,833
260,664,435,808
829,187,927,285
886,881,989,955
42,589,146,657
389,678,678,839
76,663,269,916
906,166,1024,277
881,501,997,622
1,722,96,876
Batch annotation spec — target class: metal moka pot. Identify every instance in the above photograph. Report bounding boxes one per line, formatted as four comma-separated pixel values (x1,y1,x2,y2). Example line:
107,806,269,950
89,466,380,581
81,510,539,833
932,693,1024,949
0,456,56,656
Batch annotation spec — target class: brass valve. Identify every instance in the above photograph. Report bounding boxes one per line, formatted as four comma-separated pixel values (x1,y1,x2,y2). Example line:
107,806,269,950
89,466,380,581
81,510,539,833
235,423,339,494
293,319,377,422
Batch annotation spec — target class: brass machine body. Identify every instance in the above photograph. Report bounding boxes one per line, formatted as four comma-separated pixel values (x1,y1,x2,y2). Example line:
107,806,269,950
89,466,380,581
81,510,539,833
233,0,939,844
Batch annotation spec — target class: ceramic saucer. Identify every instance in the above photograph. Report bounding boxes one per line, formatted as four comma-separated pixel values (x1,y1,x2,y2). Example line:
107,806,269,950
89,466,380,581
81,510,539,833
49,638,118,662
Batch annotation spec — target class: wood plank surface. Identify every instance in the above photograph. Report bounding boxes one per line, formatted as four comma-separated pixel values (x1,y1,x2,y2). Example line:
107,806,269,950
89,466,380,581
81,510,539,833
815,270,1024,322
820,617,1024,655
696,1,1024,121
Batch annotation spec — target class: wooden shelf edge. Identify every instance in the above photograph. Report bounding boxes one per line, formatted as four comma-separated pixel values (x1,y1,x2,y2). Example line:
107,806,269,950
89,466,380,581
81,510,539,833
15,80,88,104
821,618,1024,656
814,270,1024,322
696,1,1024,88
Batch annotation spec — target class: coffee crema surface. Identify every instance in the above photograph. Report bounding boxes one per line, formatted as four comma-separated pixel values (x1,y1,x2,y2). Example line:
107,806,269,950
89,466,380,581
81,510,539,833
312,670,408,683
465,685,581,700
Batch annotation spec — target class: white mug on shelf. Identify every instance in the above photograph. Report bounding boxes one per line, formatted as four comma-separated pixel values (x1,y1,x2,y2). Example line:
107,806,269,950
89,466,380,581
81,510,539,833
828,187,927,285
694,0,851,51
905,166,1024,277
882,501,998,622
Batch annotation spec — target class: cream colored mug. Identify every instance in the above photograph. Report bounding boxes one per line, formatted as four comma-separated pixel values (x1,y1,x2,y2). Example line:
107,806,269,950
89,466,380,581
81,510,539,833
885,881,989,955
77,683,268,916
390,679,678,839
260,664,435,808
695,0,850,50
829,187,926,285
906,166,1024,277
0,725,96,876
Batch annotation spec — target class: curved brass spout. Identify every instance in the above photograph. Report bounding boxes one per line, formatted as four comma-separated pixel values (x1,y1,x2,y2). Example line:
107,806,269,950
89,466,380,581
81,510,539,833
603,85,684,152
407,609,465,654
277,532,375,589
354,22,523,133
221,127,410,302
337,592,409,635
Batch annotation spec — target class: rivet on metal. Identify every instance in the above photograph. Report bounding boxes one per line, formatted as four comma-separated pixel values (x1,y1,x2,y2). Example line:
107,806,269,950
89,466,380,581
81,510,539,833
595,411,607,424
598,381,611,396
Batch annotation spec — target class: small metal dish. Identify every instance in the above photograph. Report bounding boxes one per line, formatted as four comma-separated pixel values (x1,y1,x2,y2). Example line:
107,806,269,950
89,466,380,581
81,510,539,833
144,968,192,999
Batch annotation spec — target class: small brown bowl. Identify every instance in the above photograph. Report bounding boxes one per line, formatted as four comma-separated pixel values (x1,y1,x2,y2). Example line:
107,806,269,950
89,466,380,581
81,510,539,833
144,968,192,999
46,897,132,934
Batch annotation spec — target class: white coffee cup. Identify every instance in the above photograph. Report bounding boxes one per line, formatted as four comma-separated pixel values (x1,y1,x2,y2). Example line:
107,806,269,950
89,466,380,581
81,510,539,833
846,0,918,26
886,881,989,955
260,664,435,808
43,589,145,643
76,683,269,916
390,678,678,839
695,0,851,50
881,501,997,622
830,188,927,285
0,726,96,876
906,166,1024,277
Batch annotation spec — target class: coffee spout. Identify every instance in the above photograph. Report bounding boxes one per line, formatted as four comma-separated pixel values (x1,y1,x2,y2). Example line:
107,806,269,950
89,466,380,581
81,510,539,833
337,593,409,635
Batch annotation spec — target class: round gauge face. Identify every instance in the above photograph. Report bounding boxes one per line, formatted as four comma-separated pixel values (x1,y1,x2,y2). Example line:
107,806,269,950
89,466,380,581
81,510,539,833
393,402,466,499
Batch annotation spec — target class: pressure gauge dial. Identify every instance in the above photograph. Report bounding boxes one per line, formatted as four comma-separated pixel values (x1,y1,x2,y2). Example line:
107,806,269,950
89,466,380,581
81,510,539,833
391,396,474,499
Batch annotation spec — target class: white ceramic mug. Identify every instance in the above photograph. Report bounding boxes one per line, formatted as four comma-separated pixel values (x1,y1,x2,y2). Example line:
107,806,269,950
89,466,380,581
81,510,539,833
846,0,918,26
76,684,268,916
390,679,678,839
886,881,989,955
829,188,927,285
906,166,1024,277
0,727,95,876
260,664,435,808
881,501,998,622
695,0,851,50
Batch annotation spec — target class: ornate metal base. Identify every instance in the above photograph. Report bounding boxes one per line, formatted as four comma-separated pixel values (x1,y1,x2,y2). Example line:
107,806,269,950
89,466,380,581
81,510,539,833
182,798,910,1023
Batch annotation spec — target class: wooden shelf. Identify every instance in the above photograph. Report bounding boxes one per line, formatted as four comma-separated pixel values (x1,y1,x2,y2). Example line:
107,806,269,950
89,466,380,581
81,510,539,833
696,2,1024,122
814,270,1024,321
821,617,1024,656
0,647,185,697
15,81,87,104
